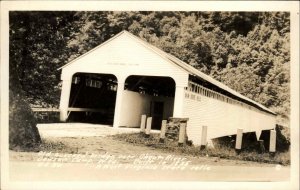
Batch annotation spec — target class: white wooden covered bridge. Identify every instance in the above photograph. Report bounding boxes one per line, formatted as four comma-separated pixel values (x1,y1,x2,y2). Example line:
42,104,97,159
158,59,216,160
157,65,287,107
58,30,276,146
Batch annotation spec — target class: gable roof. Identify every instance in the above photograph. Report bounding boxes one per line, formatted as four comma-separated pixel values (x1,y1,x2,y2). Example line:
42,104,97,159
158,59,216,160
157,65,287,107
59,30,276,115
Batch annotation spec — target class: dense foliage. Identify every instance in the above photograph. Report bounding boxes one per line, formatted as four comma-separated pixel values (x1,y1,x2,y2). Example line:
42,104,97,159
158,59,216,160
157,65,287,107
9,11,290,124
9,72,41,149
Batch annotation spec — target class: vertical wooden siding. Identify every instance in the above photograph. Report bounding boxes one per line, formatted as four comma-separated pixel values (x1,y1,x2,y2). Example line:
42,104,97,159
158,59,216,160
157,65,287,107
183,82,276,145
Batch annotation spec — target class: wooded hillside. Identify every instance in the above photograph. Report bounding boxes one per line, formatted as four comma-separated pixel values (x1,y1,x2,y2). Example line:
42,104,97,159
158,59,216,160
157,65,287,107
9,11,290,124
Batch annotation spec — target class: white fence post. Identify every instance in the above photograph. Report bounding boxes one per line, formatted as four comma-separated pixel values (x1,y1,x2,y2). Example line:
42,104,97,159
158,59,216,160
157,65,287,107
269,130,276,153
235,128,243,153
159,120,167,143
145,117,152,137
140,115,147,133
178,121,187,146
200,126,207,150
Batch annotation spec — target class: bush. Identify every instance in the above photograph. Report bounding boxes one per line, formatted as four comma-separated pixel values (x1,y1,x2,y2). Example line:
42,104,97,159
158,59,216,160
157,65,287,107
9,90,41,150
275,124,290,152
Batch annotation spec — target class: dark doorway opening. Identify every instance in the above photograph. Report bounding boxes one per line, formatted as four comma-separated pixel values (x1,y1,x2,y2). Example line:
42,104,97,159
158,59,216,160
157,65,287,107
68,73,117,125
124,75,175,129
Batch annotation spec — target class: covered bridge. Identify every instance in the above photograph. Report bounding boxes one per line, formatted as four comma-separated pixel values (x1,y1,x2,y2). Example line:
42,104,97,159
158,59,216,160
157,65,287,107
58,30,276,145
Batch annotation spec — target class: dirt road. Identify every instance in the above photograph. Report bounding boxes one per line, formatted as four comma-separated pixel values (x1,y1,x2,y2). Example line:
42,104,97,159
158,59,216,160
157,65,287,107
9,136,289,182
9,123,290,181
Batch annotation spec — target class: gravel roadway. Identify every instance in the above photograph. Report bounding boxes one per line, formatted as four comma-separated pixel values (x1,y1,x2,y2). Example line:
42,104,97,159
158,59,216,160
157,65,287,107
9,123,290,182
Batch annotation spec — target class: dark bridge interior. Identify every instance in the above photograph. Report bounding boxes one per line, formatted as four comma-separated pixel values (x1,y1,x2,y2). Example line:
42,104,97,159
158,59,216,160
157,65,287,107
125,75,175,97
68,73,117,124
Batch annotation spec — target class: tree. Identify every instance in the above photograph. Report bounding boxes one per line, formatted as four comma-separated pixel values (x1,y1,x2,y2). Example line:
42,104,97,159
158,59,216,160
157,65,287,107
9,11,80,149
9,55,41,149
9,11,79,107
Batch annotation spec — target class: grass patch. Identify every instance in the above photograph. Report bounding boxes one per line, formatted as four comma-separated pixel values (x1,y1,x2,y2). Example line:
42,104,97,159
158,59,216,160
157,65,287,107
38,138,79,153
111,132,290,166
11,137,79,154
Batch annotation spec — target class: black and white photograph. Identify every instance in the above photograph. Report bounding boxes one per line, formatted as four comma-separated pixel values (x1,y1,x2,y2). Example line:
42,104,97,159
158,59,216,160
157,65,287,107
1,1,299,190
